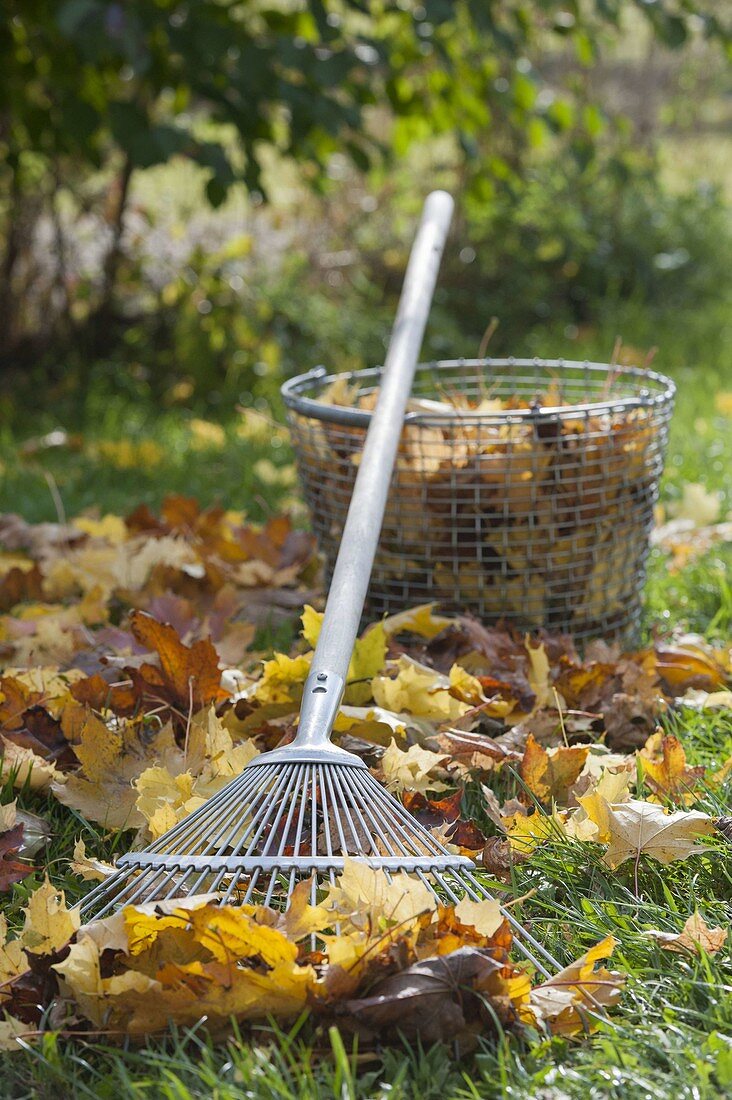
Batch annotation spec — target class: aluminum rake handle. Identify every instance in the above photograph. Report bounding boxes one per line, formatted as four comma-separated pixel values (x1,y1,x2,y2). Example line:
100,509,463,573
284,190,454,761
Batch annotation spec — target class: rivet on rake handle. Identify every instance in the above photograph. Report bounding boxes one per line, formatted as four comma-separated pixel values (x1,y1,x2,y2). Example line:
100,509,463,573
80,191,563,981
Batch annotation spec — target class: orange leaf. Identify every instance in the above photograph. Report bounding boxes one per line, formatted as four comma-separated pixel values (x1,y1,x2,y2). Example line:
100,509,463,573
520,733,589,806
641,734,705,805
129,611,222,714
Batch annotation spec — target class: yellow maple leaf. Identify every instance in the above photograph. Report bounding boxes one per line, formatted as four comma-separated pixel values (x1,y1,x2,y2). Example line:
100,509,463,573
0,1013,32,1051
314,861,436,981
453,897,503,937
254,652,312,705
123,897,213,956
55,712,183,830
60,901,316,1036
135,767,206,839
333,705,407,745
72,514,128,543
345,622,388,704
504,809,567,853
319,859,437,932
528,935,625,1034
381,739,449,794
0,914,28,986
71,839,115,882
448,664,486,706
186,905,298,968
372,656,471,721
565,788,615,843
0,737,60,791
301,606,386,704
186,705,259,779
281,878,333,942
21,879,80,955
592,763,635,804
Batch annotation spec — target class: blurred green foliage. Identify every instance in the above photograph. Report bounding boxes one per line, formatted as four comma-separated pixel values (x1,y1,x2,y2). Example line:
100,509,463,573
0,0,728,374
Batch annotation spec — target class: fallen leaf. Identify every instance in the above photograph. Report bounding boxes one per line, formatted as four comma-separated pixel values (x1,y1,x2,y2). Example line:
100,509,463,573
301,606,387,704
526,639,552,708
641,733,705,804
381,603,455,640
504,809,567,853
21,879,80,955
128,611,223,721
0,738,60,791
0,825,33,892
0,1014,30,1051
55,900,316,1036
372,656,471,721
70,839,117,882
318,859,437,932
528,936,624,1034
480,835,530,879
53,709,182,830
577,796,715,868
381,740,449,795
402,789,488,851
520,734,589,806
337,947,504,1043
645,912,727,956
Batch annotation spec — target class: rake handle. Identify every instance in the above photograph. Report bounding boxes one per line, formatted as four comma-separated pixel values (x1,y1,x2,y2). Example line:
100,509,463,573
291,190,454,754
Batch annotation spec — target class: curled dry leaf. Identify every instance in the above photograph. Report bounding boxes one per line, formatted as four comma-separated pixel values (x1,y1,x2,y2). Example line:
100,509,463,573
644,912,728,956
372,656,472,722
528,936,625,1035
402,789,488,851
337,947,504,1044
70,839,116,882
481,835,530,880
0,824,33,892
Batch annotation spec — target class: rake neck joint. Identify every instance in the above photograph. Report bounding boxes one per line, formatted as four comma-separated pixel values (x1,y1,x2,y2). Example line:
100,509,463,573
248,668,368,768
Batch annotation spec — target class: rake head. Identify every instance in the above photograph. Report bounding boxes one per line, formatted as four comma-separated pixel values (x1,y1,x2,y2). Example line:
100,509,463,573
79,753,558,975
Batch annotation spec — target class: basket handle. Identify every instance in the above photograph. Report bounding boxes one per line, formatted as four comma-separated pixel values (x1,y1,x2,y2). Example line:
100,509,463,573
283,190,454,760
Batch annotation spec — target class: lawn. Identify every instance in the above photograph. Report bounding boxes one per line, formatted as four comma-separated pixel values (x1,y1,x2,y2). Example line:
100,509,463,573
0,270,730,1100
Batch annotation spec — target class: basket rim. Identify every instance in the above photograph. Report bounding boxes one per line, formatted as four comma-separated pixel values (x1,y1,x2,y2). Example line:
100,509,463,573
281,357,676,428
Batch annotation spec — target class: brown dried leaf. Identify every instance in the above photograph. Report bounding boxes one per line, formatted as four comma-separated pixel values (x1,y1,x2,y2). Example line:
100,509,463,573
0,825,33,891
337,947,504,1044
645,912,727,956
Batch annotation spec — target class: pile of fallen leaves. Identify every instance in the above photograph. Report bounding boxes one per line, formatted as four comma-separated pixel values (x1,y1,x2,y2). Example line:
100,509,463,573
0,496,729,1050
1,868,624,1049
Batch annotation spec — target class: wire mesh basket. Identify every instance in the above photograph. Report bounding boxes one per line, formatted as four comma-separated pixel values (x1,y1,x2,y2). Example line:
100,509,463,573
282,358,676,643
